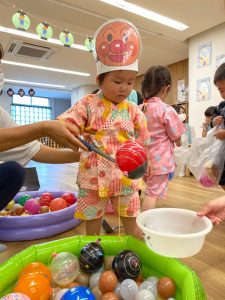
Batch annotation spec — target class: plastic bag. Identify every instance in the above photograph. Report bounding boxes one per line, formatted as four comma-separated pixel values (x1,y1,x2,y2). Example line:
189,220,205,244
186,126,225,187
174,146,191,177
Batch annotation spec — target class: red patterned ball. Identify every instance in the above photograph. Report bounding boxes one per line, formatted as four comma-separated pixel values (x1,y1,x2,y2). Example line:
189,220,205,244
39,193,54,207
116,140,147,172
61,192,77,206
49,198,67,212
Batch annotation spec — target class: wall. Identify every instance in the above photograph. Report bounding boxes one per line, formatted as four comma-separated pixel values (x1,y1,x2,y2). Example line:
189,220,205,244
52,99,71,119
71,84,97,106
189,23,225,137
0,91,71,120
134,59,188,105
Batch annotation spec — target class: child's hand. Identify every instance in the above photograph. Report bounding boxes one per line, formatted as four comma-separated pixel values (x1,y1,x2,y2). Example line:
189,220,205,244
213,116,223,126
214,129,225,140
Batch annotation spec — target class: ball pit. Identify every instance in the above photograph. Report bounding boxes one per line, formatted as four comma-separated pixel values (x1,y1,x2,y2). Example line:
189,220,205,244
0,235,206,300
0,191,80,241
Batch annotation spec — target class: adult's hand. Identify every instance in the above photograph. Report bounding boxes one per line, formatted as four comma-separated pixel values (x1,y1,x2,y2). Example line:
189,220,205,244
197,196,225,224
43,120,88,151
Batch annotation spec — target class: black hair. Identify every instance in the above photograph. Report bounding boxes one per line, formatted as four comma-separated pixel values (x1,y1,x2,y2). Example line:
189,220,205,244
96,73,108,86
214,63,225,85
204,106,215,117
171,104,185,114
141,65,171,99
137,91,144,105
0,43,3,60
92,88,100,94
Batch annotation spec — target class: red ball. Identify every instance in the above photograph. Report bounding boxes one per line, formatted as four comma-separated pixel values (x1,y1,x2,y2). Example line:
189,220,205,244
116,140,147,172
49,197,67,212
39,193,54,207
61,192,77,206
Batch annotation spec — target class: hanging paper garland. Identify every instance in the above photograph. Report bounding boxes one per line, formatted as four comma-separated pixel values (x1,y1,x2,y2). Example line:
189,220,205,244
36,22,53,40
59,30,74,47
28,88,35,96
12,10,30,31
7,88,14,97
18,88,25,97
84,36,94,52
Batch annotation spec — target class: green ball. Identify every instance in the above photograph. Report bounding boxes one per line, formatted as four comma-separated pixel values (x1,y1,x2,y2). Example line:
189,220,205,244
17,194,32,206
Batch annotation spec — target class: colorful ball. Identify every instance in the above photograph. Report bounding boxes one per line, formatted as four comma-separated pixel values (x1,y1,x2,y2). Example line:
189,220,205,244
20,262,51,282
61,286,95,300
50,252,80,286
24,199,40,215
14,273,52,300
49,198,67,211
116,141,147,179
0,293,31,300
17,194,32,206
112,250,141,282
39,192,54,206
61,192,77,206
79,240,104,273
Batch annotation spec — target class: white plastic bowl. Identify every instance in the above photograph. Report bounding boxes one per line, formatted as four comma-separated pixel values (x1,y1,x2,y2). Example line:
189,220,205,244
136,208,213,258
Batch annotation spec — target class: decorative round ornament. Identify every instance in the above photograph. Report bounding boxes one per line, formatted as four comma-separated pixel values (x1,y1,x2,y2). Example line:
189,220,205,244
112,250,141,282
79,239,104,273
12,10,30,31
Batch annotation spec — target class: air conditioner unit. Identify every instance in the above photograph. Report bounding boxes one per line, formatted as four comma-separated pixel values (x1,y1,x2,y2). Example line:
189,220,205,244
7,39,55,60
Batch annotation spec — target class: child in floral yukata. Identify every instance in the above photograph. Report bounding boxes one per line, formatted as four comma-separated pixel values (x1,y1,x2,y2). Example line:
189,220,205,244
58,19,150,237
140,65,186,210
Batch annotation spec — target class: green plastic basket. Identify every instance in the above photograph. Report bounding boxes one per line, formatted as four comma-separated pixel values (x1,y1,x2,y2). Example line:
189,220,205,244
0,235,206,299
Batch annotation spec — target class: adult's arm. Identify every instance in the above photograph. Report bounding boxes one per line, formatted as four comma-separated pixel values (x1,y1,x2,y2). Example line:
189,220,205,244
0,120,87,152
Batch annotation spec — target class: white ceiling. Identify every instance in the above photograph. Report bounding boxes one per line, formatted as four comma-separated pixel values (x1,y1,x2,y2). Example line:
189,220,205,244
0,0,225,100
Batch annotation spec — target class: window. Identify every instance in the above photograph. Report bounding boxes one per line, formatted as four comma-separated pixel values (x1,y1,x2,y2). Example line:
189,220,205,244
11,95,52,125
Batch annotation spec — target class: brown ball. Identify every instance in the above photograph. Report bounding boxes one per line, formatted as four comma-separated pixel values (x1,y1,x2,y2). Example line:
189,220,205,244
39,206,49,214
104,256,115,271
92,286,102,300
99,271,118,293
75,272,90,286
157,276,176,298
101,292,119,300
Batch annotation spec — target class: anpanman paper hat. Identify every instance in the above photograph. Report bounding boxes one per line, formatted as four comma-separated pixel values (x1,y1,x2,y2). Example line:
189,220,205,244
93,19,142,75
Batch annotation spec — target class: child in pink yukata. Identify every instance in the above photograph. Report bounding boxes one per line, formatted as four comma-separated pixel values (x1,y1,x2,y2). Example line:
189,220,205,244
140,65,186,210
58,19,150,237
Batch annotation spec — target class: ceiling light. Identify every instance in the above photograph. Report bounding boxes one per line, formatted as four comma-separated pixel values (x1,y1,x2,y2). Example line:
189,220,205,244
0,26,88,51
2,60,90,76
100,0,189,31
4,79,66,89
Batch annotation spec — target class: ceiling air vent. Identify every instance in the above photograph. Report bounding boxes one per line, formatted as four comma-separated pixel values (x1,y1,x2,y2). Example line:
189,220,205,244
7,40,55,60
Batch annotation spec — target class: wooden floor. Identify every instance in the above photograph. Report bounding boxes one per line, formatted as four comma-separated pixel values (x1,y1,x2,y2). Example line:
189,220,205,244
1,162,225,299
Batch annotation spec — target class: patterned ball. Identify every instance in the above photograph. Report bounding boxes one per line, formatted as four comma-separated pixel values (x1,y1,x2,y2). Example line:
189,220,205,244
24,199,40,215
17,194,32,206
116,141,147,179
0,293,31,300
39,193,54,206
49,198,67,211
79,240,104,273
61,192,77,206
112,250,141,282
50,252,80,286
61,286,95,300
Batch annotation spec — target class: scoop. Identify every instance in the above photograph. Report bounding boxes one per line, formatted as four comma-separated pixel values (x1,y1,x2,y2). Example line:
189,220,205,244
78,138,147,179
